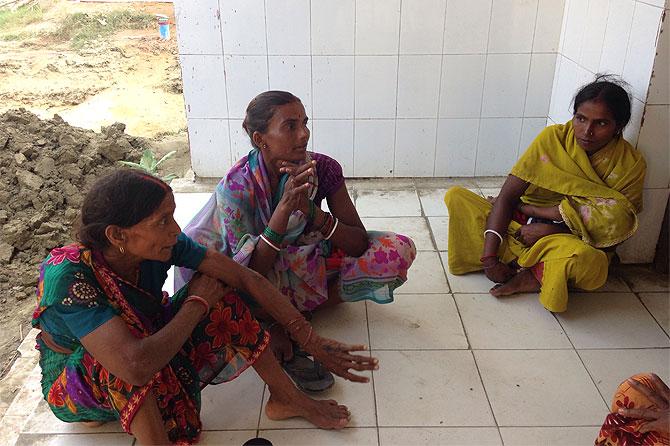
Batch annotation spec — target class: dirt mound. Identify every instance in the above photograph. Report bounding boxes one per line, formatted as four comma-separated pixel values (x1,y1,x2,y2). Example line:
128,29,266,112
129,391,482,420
0,108,142,373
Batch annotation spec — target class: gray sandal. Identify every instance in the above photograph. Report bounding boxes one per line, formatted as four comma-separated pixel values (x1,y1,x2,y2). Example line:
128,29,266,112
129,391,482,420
282,348,334,393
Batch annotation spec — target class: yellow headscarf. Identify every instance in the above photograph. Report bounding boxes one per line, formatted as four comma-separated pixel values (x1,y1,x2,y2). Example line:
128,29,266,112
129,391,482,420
511,121,646,248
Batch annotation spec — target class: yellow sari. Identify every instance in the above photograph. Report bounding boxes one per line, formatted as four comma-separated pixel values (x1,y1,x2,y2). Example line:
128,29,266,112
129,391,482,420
445,121,646,312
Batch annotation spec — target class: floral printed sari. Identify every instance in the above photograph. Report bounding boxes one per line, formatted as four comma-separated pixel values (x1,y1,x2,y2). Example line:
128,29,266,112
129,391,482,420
177,149,416,312
33,243,268,444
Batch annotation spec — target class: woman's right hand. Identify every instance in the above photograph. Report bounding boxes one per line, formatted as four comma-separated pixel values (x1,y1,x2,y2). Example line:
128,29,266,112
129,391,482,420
188,272,229,308
277,160,315,214
484,260,515,283
305,334,378,383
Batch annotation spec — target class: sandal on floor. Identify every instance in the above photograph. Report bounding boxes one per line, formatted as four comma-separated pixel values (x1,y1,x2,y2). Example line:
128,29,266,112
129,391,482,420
282,349,334,393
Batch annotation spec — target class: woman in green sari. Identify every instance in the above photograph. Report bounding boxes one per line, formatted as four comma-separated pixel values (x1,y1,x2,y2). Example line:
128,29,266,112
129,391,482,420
32,169,377,444
445,77,646,312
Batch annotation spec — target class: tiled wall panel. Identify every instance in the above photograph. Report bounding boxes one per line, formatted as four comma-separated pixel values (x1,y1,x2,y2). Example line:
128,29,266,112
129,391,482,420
176,0,566,178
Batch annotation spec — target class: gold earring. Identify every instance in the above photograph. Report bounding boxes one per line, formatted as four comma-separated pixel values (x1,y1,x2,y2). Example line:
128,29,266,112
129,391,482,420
119,246,125,254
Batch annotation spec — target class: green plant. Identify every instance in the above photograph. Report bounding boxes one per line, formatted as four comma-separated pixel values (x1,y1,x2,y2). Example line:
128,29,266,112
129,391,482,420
0,4,43,31
118,149,179,183
51,10,154,48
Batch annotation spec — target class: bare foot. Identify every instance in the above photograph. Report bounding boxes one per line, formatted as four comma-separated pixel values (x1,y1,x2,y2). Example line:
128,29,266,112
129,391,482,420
265,393,350,429
490,269,540,297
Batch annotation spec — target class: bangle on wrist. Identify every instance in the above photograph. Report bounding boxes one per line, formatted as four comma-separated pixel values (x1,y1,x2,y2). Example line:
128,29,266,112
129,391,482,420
260,233,281,252
263,226,284,245
184,295,209,319
480,254,498,263
484,229,504,245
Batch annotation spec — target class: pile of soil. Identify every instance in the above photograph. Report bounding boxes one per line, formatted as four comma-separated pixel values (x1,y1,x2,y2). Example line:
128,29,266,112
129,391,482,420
0,108,142,374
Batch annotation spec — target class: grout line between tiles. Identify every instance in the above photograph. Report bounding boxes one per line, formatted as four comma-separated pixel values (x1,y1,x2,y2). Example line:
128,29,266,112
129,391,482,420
468,349,503,443
363,300,381,446
551,312,611,409
634,291,670,339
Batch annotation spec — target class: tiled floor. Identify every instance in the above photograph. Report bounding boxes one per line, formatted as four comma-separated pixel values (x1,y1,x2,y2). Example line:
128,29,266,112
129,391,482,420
1,178,668,446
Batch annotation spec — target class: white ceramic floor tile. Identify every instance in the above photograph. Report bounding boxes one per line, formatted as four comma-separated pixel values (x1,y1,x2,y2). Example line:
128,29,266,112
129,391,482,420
15,433,132,446
616,266,669,292
478,188,501,199
474,350,607,426
475,177,507,188
259,371,376,428
441,252,494,294
398,250,450,294
579,348,670,401
427,216,449,251
589,274,632,293
355,189,422,217
199,430,258,446
374,351,495,427
361,217,434,251
200,368,265,430
23,400,123,434
174,192,212,228
455,294,572,349
499,427,601,445
640,292,670,334
260,427,378,445
418,188,449,217
556,293,670,349
368,294,467,349
311,301,369,346
379,427,501,445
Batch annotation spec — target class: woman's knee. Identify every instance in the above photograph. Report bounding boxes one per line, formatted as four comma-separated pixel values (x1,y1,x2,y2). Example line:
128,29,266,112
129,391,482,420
568,245,609,289
443,186,470,208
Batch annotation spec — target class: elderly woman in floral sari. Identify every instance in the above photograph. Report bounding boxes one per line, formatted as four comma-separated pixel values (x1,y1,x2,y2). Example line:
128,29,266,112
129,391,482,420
178,91,416,390
33,169,378,445
445,77,646,312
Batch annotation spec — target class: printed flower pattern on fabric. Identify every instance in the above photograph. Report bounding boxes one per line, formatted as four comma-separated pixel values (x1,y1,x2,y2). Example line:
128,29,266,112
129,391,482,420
47,245,81,266
205,306,239,348
63,274,101,308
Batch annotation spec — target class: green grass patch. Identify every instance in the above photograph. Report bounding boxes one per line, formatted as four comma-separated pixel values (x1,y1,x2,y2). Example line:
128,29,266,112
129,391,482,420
0,4,44,31
51,10,154,48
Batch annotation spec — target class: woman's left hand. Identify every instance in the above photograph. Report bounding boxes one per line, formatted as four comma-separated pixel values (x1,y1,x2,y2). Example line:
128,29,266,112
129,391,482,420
304,335,377,383
618,374,670,434
515,223,560,246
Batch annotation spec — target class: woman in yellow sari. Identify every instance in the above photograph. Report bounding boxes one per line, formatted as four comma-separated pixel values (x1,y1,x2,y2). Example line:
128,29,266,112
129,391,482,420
445,77,646,312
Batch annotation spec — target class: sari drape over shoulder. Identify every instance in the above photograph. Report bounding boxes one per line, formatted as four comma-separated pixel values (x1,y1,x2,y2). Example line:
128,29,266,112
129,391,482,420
178,149,416,312
511,121,645,248
445,121,645,312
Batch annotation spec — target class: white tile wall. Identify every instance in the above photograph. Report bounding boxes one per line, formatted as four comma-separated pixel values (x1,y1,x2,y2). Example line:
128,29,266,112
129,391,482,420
311,0,354,55
435,119,479,176
265,0,310,55
482,54,532,117
397,55,442,118
487,0,538,54
443,0,492,54
354,56,398,119
268,56,312,116
187,118,231,177
439,55,486,118
179,55,227,118
399,0,447,54
533,0,566,52
618,188,670,262
579,0,609,73
355,0,401,55
220,0,266,55
599,0,636,76
518,118,548,157
354,120,396,176
623,2,664,100
394,119,438,176
223,55,269,119
524,54,557,117
174,0,221,55
475,118,523,176
312,56,354,119
638,105,670,189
